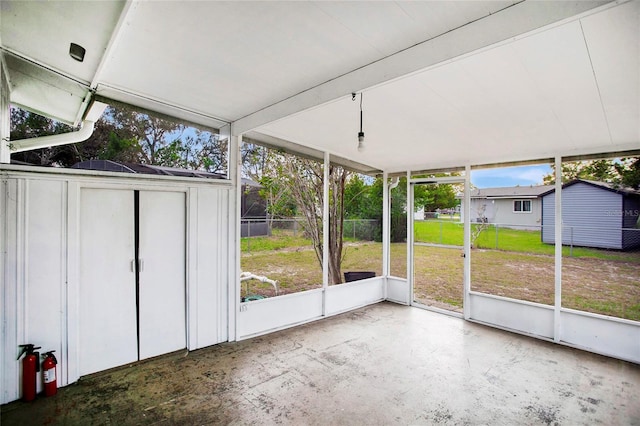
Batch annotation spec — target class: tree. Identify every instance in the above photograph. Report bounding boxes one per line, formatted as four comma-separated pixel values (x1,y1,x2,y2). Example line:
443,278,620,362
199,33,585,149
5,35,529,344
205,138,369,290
543,158,640,189
354,177,407,243
105,106,185,166
96,130,141,163
615,157,640,190
154,130,228,173
420,183,459,212
343,174,374,219
241,143,271,181
9,105,229,173
470,203,489,248
258,175,297,230
277,154,348,284
9,107,74,165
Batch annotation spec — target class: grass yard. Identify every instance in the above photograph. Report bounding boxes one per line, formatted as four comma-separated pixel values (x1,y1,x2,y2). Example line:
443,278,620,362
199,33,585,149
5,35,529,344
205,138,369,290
414,220,640,262
241,226,640,321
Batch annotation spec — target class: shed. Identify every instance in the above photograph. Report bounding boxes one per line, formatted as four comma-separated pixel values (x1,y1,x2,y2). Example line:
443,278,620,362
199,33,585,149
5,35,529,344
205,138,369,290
541,179,640,250
73,161,269,237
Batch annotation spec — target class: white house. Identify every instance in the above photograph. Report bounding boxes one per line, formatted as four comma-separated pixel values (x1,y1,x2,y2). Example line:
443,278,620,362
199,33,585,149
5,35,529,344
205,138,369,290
460,185,550,230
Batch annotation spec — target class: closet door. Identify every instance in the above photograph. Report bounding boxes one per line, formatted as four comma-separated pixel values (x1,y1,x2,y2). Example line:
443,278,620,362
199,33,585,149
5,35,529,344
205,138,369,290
138,191,186,359
79,189,137,375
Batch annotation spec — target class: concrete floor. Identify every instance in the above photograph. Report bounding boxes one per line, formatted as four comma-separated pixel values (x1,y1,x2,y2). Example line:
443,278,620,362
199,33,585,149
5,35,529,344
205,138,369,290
1,302,639,425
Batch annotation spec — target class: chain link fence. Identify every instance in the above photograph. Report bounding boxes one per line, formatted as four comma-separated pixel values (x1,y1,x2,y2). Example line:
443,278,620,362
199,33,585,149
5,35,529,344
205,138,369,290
414,220,640,256
241,217,380,247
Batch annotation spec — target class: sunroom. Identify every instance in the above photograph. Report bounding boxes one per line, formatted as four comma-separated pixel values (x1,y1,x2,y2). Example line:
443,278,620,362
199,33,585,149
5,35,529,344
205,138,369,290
0,0,638,409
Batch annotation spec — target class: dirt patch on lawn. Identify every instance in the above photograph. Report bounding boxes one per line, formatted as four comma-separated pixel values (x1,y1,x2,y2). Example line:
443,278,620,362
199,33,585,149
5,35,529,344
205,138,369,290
242,243,640,321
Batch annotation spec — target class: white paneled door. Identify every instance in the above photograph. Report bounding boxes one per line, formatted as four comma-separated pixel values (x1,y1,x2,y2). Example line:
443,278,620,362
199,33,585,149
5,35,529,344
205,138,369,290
79,189,186,375
138,191,186,359
79,188,138,376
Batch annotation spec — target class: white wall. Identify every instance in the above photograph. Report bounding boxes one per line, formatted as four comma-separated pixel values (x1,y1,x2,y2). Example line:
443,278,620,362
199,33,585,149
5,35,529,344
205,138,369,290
1,168,232,403
386,277,410,305
236,278,385,340
560,309,640,363
325,277,384,316
467,292,640,364
467,198,541,229
469,292,554,339
237,289,324,339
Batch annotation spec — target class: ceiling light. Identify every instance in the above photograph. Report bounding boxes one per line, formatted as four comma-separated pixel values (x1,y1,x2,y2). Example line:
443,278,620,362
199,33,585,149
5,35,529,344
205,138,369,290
353,92,365,152
69,43,86,62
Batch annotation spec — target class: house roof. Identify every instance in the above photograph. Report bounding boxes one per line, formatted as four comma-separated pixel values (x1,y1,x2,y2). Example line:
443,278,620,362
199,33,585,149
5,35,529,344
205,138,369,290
2,1,638,174
71,160,227,179
241,178,262,188
540,179,640,197
469,185,551,199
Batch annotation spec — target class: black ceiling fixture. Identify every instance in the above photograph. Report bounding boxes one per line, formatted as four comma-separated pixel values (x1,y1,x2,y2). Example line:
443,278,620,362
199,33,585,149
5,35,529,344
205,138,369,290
69,43,86,62
352,92,364,151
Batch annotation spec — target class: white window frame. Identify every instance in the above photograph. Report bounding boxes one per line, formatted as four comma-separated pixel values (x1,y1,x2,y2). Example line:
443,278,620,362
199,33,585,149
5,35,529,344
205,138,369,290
513,199,532,213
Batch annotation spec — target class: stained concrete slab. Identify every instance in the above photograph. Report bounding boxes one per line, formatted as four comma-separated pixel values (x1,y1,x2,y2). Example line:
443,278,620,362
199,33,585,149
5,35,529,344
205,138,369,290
1,302,639,425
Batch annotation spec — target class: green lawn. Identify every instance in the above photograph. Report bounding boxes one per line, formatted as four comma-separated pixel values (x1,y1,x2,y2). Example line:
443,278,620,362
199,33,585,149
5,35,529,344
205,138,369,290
241,229,313,253
240,221,640,321
414,220,640,263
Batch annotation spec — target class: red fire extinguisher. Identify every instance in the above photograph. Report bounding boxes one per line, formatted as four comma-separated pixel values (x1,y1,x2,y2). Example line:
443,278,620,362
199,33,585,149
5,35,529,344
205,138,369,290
17,344,41,402
42,351,58,397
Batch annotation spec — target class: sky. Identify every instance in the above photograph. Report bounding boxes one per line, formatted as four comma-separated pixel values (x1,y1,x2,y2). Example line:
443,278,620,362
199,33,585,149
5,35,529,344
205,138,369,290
470,164,552,188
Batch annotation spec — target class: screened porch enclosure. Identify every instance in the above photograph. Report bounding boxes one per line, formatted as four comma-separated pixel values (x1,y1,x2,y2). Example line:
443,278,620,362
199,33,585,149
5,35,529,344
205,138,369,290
1,0,639,407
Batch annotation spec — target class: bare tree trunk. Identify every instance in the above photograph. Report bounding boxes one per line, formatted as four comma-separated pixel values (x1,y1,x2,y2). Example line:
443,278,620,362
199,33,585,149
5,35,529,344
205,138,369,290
283,156,349,284
328,165,347,284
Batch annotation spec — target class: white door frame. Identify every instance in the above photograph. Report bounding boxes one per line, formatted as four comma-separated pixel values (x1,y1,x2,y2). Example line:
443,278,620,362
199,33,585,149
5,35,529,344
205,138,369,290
407,174,470,318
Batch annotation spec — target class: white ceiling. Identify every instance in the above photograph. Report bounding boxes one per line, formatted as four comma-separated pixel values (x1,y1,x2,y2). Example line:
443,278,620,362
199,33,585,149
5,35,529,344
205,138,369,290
1,0,638,173
258,1,639,173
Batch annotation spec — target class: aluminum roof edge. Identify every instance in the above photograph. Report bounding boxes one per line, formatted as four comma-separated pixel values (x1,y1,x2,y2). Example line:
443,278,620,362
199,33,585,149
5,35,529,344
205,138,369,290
243,131,382,176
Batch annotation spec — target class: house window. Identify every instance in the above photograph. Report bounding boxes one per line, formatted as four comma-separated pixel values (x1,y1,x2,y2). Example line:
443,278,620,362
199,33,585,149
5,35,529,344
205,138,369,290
513,200,532,213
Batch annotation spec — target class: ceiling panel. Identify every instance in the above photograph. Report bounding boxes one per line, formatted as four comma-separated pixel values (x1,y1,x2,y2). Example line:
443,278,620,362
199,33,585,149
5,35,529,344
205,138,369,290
97,1,382,121
2,0,634,172
4,55,88,126
512,21,610,149
96,1,523,123
0,0,126,83
580,0,640,144
256,1,637,173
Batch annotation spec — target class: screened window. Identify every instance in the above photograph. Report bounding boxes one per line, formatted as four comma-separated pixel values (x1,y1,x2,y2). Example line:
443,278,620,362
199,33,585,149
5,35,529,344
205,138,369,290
514,200,532,213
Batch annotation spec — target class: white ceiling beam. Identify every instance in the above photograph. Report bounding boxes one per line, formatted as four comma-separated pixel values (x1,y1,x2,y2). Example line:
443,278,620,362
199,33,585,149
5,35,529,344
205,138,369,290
387,141,640,175
232,0,612,136
89,1,137,91
243,130,381,174
70,1,136,126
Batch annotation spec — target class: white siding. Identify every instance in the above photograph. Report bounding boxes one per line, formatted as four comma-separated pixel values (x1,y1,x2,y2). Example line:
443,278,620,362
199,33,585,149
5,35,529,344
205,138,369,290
468,198,541,229
1,169,233,403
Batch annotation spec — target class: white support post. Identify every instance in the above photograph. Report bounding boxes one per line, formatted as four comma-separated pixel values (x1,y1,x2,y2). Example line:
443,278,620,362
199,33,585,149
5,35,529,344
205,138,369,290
227,125,239,342
321,152,331,314
554,156,563,342
382,171,390,299
406,171,413,305
322,152,330,316
463,165,471,320
0,60,10,164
